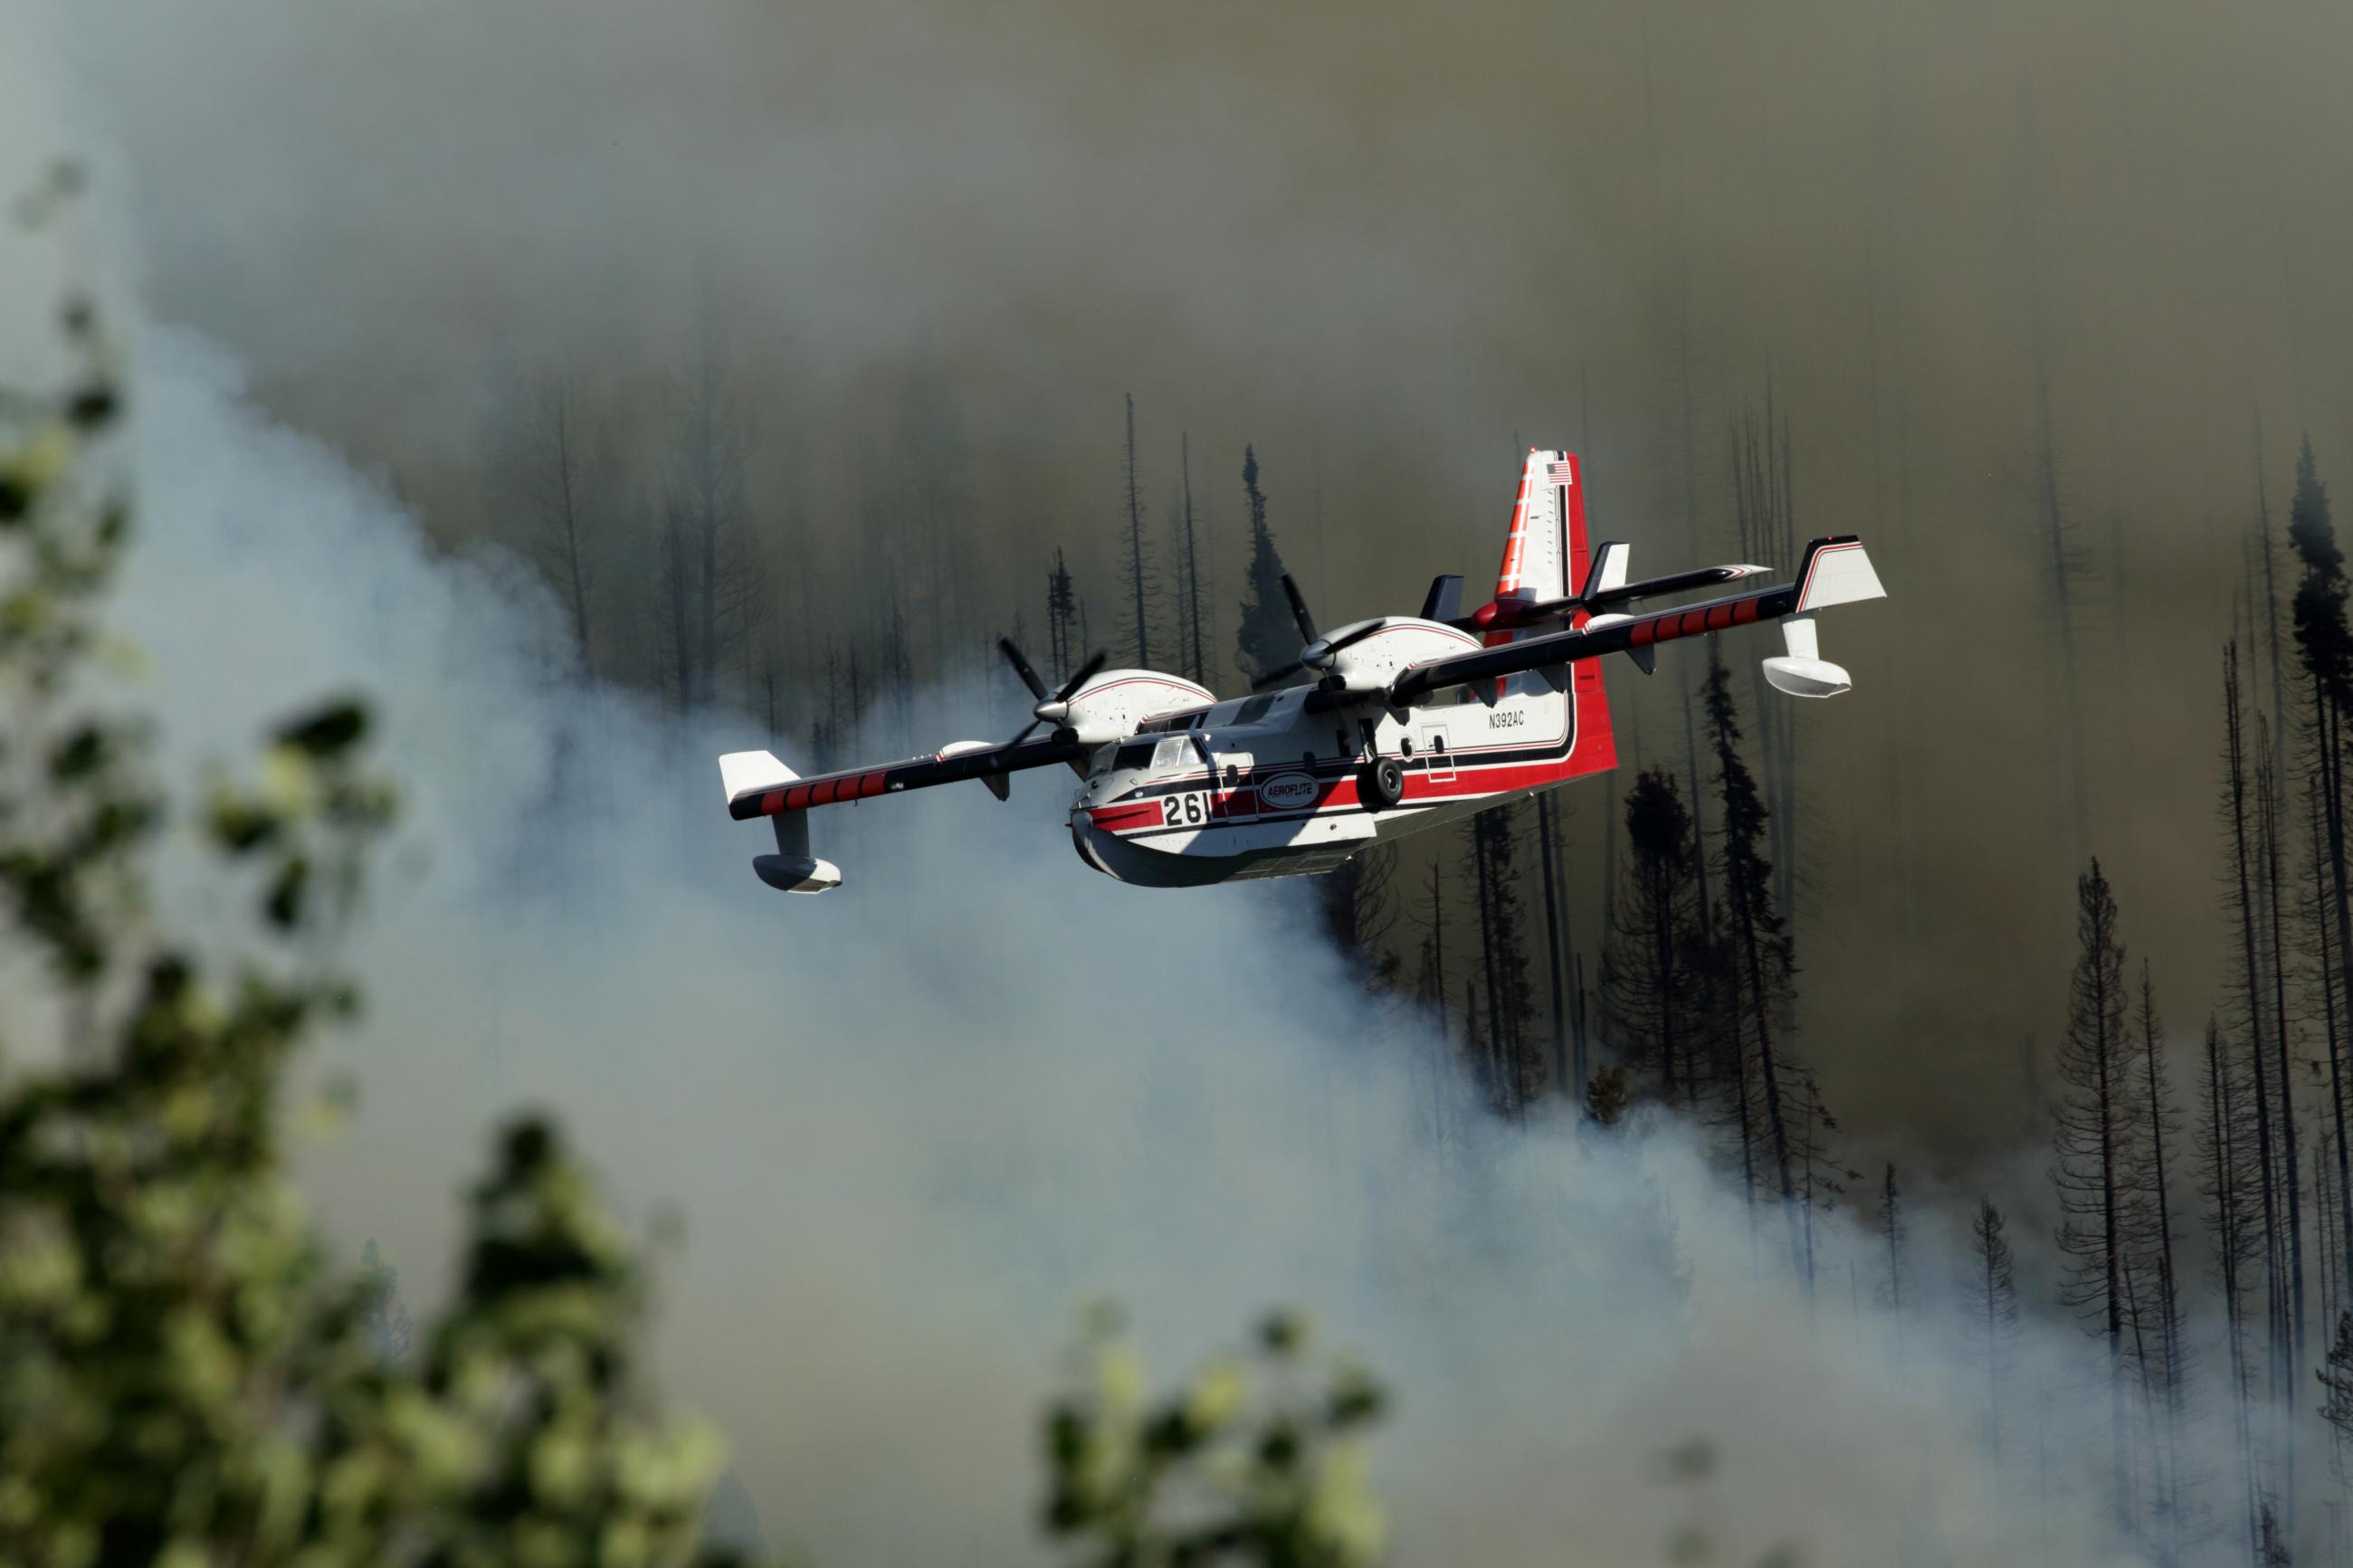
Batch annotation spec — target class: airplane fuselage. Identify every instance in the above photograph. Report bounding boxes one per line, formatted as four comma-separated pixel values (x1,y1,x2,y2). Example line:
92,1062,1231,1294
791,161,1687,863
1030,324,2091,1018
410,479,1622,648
1067,641,1615,887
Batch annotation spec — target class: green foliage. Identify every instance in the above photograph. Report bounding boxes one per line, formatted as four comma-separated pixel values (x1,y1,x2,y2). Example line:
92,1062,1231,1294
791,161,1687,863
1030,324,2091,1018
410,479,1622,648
1585,1063,1634,1126
0,171,1402,1568
0,179,738,1568
1041,1304,1388,1568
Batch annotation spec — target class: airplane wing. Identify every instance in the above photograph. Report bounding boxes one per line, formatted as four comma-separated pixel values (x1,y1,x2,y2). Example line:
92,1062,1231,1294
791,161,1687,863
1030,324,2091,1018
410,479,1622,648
723,734,1090,821
1389,535,1884,704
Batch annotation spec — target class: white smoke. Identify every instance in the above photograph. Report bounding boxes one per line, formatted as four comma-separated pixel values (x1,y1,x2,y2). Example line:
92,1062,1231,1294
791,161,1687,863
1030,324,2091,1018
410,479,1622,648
85,325,2179,1566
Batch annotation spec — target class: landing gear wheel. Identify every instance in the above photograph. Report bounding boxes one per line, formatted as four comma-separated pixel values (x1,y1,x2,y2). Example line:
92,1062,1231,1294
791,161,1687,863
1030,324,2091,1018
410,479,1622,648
1360,755,1405,811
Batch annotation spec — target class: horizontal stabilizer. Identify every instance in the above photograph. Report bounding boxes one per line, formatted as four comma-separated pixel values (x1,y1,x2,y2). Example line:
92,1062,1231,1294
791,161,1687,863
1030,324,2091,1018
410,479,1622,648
1794,537,1885,613
1579,541,1630,602
720,749,798,808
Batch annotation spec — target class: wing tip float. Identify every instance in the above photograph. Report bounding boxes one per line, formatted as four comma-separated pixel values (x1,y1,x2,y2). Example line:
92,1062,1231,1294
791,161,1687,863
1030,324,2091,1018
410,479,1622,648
718,750,843,893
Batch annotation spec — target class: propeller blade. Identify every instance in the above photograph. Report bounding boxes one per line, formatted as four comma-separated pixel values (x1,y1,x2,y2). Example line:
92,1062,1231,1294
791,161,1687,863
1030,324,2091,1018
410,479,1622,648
1280,573,1318,644
1053,649,1109,702
1004,716,1043,747
1252,660,1307,691
997,636,1049,701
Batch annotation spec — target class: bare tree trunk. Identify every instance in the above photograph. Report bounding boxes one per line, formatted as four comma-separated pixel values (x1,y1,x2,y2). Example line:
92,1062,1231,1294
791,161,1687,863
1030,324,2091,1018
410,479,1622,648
2015,89,2091,864
1537,789,1569,1097
2262,746,2307,1436
1180,432,1205,684
2209,1022,2261,1561
1122,393,1150,669
2228,651,2288,1428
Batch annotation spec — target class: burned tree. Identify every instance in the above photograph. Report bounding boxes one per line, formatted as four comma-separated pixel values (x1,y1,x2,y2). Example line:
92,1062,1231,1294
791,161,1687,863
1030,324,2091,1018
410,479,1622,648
1235,445,1294,683
514,377,605,669
2128,961,2188,1544
1962,1197,2021,1463
1119,394,1154,669
656,309,756,712
2292,436,2353,1335
1876,1162,1909,1316
1728,397,1800,923
1702,651,1800,1243
2200,1015,2263,1558
1315,845,1401,993
1602,769,1703,1106
1046,548,1080,682
1464,805,1541,1114
2010,86,2091,861
2051,858,2137,1524
1176,431,1207,685
2223,641,2290,1413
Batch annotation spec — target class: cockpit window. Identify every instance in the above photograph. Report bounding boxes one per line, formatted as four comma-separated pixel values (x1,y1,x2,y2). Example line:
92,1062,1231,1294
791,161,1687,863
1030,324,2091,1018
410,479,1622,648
1114,742,1155,772
1235,695,1276,725
1138,708,1208,733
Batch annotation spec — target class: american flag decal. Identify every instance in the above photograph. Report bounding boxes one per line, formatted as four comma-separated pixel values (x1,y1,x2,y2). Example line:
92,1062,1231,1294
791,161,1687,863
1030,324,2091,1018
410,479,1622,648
1547,460,1576,485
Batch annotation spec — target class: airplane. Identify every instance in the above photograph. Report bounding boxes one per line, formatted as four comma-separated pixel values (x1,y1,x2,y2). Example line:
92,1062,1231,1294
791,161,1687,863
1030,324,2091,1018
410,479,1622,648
719,448,1885,892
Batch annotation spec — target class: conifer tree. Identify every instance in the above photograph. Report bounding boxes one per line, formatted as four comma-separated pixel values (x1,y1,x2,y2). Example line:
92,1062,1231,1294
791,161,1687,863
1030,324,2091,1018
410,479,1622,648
1876,1163,1909,1315
2198,1016,2263,1558
2051,858,2137,1523
1177,432,1207,684
2292,436,2353,1339
1602,770,1703,1105
2222,642,2288,1404
1046,548,1079,681
1702,651,1800,1243
1119,393,1153,669
1535,788,1574,1098
2320,1311,2353,1540
516,378,603,669
1316,847,1402,993
2129,961,2188,1544
1465,807,1541,1113
1963,1198,2020,1462
1235,445,1294,682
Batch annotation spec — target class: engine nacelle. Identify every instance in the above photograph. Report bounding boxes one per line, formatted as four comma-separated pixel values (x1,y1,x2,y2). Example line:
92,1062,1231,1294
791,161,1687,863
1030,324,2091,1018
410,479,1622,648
1321,618,1481,694
1053,668,1215,744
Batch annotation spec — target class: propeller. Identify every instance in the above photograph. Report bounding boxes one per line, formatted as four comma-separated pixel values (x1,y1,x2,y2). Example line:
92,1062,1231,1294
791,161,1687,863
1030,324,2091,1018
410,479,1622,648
998,637,1109,745
1252,574,1389,689
1281,572,1318,644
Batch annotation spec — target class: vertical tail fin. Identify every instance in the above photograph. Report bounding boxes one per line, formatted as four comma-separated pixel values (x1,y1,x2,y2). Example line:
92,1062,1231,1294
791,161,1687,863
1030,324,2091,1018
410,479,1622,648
1548,451,1616,781
1494,449,1582,606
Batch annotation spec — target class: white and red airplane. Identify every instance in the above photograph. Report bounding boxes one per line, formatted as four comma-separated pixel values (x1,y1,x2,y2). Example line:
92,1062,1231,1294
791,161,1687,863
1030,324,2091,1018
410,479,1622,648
720,449,1885,892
